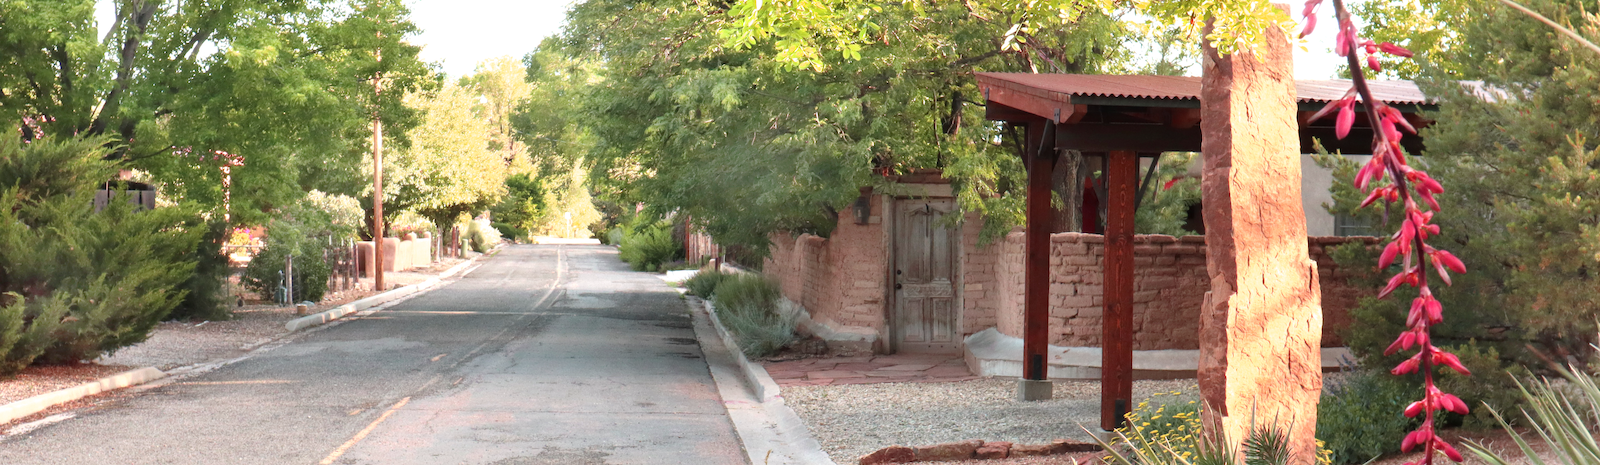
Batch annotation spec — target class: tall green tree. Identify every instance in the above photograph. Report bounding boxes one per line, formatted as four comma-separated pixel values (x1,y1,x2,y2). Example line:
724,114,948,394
0,0,434,226
1333,0,1600,367
383,83,508,238
556,0,1131,250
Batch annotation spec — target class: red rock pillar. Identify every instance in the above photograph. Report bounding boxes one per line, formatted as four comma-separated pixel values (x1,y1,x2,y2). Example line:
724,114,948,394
1100,150,1136,430
1198,7,1323,464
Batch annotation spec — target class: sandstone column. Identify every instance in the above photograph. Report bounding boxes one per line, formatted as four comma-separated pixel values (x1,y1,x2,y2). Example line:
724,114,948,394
1197,8,1323,464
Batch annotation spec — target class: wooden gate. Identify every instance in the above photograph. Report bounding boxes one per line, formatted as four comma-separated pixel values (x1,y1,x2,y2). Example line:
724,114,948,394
892,199,960,353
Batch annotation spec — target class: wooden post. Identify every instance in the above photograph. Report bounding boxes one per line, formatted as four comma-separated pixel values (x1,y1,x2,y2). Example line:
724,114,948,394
1198,5,1323,463
1019,119,1057,401
1101,150,1137,430
372,71,386,293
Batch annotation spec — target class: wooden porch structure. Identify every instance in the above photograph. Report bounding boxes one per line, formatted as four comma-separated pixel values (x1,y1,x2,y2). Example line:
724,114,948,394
975,73,1434,430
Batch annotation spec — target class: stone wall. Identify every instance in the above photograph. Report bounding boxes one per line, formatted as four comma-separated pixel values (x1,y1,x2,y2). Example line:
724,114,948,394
763,196,888,334
981,232,1369,350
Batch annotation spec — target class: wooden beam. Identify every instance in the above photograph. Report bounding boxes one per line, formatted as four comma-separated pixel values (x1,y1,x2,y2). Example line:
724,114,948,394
982,79,1079,123
1023,120,1057,383
985,102,1039,122
1101,150,1136,430
1056,124,1203,153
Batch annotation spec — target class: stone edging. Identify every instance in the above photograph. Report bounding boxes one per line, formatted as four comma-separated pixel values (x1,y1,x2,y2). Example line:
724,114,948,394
283,246,497,332
0,367,166,426
697,297,782,403
859,439,1102,464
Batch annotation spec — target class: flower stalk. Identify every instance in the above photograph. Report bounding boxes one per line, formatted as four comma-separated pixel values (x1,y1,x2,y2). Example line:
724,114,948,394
1302,1,1471,463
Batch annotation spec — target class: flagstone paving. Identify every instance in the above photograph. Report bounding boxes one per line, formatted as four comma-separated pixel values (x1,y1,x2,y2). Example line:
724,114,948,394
762,353,977,387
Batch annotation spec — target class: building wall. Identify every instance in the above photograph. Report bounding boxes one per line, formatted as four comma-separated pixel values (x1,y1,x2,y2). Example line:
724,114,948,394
974,232,1370,350
762,196,889,335
762,205,1372,352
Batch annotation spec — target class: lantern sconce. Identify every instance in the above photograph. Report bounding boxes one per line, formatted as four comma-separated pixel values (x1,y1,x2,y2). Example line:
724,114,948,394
852,187,873,225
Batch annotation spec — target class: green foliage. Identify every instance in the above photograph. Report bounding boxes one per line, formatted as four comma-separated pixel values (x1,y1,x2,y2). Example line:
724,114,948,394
1110,395,1204,462
1329,241,1532,430
684,269,732,298
1468,363,1600,465
617,218,681,272
1354,0,1600,361
1134,152,1202,236
465,220,501,253
0,137,201,371
0,294,65,377
0,0,435,226
489,173,544,242
560,0,1131,252
710,274,794,357
240,193,357,303
1099,395,1335,465
1316,369,1419,464
387,83,509,237
168,221,234,321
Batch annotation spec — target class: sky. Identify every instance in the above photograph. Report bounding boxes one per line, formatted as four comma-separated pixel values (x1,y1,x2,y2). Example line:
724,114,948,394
407,0,578,79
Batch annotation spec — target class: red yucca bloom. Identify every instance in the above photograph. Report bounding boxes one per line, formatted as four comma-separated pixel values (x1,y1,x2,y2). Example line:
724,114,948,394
1301,1,1468,463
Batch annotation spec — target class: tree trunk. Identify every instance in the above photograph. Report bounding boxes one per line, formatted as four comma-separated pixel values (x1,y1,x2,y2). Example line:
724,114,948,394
1051,150,1084,232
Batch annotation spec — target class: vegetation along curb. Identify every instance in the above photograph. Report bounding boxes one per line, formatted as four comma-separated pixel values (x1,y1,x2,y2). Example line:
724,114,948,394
282,246,496,332
0,367,166,426
698,296,782,402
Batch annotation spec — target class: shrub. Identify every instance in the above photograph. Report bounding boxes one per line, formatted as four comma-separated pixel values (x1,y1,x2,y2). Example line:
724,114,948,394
0,137,201,371
1469,363,1600,465
465,219,501,253
618,224,678,272
241,193,355,304
1101,395,1335,465
168,220,233,321
684,269,730,298
1316,369,1419,464
710,274,794,357
242,242,330,303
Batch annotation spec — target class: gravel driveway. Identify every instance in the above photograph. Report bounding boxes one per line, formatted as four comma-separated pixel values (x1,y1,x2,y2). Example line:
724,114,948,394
785,378,1200,463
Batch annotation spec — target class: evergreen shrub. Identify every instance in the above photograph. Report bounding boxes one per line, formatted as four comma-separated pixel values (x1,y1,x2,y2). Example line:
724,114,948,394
465,219,501,253
0,137,201,373
1316,369,1419,464
617,217,679,272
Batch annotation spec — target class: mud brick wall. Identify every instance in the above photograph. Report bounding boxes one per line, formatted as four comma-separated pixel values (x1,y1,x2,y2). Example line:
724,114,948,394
763,196,889,333
982,233,1369,350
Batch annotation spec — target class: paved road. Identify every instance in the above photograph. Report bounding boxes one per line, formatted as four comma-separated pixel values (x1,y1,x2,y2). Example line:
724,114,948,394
0,245,747,465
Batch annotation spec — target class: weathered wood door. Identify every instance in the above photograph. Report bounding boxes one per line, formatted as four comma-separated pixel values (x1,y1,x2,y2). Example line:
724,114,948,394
893,199,960,353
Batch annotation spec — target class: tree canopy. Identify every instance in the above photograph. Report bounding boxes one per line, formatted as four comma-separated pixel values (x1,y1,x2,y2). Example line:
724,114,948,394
0,0,435,226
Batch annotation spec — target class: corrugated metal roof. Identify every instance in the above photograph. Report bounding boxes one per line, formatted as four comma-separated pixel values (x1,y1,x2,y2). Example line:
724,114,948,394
975,73,1431,106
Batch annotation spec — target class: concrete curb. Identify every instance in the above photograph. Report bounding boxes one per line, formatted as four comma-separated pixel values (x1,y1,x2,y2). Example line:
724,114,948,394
700,298,782,403
0,367,165,425
283,248,495,332
687,295,836,465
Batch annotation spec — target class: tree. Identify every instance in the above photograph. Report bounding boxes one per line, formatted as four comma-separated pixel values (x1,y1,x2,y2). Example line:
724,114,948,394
384,83,508,239
556,0,1135,251
461,56,532,167
1352,0,1600,361
0,0,434,227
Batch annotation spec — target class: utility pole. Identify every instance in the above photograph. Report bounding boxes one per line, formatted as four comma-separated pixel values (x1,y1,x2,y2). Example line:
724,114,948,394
371,48,386,292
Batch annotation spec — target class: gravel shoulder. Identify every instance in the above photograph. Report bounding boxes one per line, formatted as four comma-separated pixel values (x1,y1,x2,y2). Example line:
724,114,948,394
785,377,1199,463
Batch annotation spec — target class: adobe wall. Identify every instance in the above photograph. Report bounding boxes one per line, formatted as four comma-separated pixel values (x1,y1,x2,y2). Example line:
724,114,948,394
979,232,1369,350
762,196,888,334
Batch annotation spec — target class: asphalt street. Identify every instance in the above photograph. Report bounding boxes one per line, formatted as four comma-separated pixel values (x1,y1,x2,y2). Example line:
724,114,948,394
0,244,747,465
